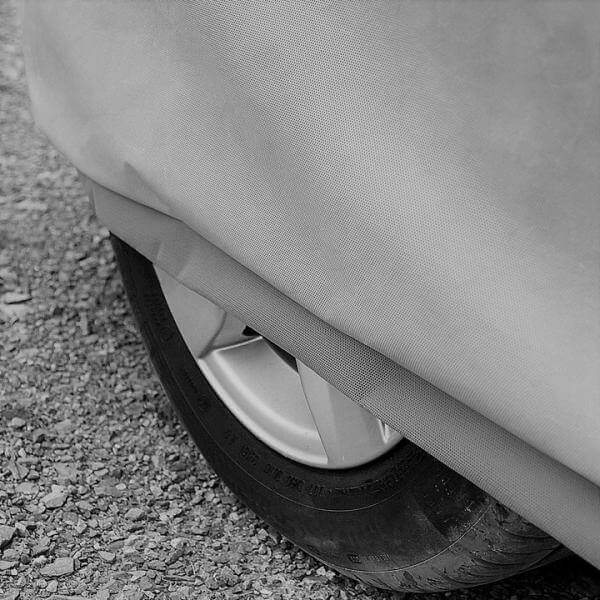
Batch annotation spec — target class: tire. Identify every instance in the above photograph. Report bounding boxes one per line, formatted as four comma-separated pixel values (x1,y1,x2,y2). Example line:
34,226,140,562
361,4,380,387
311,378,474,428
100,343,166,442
110,235,562,593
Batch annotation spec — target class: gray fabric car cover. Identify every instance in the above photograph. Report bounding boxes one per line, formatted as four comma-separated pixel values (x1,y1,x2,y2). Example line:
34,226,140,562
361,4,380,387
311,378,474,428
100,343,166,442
22,1,600,565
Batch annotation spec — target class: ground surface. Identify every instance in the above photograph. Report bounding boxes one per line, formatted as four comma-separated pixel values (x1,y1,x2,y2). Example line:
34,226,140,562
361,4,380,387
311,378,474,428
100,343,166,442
1,2,599,599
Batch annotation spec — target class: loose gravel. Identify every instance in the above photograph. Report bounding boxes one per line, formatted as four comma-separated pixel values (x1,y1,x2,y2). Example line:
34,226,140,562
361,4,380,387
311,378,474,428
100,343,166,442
1,1,600,599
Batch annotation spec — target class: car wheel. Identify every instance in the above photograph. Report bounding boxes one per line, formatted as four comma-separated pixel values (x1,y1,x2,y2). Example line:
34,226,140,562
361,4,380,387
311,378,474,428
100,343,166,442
111,234,561,593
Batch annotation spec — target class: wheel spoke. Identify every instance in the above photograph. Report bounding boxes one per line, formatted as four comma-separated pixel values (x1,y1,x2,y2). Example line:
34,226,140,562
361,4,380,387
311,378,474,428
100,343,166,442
297,361,402,467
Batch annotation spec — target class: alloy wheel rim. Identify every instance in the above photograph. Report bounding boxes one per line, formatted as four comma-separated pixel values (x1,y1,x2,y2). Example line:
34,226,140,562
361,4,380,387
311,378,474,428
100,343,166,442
155,266,402,469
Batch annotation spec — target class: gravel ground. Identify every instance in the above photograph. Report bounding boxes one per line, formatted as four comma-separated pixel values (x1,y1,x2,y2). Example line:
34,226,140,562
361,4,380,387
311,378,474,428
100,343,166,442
1,2,599,599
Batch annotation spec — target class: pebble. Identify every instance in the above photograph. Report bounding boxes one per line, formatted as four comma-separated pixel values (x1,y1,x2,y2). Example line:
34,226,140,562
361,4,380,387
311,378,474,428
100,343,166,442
218,566,239,587
124,507,145,521
8,417,26,429
54,463,78,482
31,537,51,556
41,489,67,509
169,587,191,600
54,419,74,434
99,551,116,563
0,525,16,548
146,559,166,571
138,576,154,590
0,560,17,570
73,521,86,535
15,482,38,495
165,547,185,565
26,469,40,481
39,556,74,578
76,500,94,512
3,548,20,561
2,291,31,304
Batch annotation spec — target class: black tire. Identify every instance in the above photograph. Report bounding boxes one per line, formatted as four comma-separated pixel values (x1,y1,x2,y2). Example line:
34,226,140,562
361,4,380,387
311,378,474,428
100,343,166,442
111,235,562,593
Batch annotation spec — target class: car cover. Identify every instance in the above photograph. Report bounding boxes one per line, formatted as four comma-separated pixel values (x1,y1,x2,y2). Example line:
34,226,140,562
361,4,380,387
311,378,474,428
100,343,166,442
22,1,600,565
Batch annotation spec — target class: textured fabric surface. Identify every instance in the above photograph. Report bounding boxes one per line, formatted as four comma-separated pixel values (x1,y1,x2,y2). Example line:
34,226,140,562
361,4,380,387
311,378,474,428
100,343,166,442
90,180,600,567
23,0,600,564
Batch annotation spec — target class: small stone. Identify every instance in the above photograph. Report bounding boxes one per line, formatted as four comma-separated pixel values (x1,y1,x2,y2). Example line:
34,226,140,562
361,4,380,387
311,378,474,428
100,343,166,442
165,546,185,565
2,291,31,304
107,540,124,552
14,522,29,536
99,551,115,563
54,419,73,434
214,552,229,564
54,463,78,482
0,560,17,570
138,576,153,591
0,525,16,549
218,566,239,587
41,489,67,508
16,482,38,495
75,520,87,535
169,586,192,600
27,469,40,481
124,507,145,521
304,575,328,585
46,580,58,593
40,556,74,577
2,548,19,561
190,525,208,536
8,417,26,429
126,551,144,564
96,591,111,600
130,569,146,582
206,576,219,590
147,559,166,571
7,461,28,480
31,536,51,556
94,483,123,498
169,537,187,550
